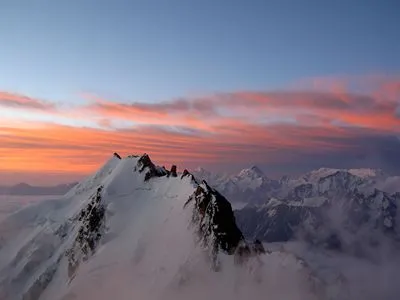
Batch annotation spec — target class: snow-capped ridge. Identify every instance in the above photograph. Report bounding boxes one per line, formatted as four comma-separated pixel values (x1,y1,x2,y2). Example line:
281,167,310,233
237,165,265,179
304,167,385,183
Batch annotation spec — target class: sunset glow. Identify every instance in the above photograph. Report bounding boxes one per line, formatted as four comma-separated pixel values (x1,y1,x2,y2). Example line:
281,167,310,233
1,76,399,184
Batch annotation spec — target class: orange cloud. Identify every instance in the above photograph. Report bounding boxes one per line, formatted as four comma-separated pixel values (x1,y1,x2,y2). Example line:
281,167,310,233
1,75,400,184
0,120,387,178
80,88,400,133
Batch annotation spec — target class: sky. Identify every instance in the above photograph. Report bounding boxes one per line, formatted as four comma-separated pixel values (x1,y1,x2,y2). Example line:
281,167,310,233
0,0,399,184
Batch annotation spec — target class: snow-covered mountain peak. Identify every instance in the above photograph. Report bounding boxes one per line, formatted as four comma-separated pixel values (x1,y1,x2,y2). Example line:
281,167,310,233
238,165,265,179
0,152,277,300
250,165,264,174
303,168,341,182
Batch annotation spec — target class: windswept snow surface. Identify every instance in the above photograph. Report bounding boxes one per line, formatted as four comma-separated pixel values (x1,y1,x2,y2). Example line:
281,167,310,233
0,156,321,300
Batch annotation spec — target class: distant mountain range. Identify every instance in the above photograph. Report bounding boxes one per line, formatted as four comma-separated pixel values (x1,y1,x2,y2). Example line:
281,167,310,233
0,182,78,195
192,166,400,204
193,166,400,257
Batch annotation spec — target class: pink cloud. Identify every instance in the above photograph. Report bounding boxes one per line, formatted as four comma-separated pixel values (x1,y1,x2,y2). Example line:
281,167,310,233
0,91,55,110
1,75,400,182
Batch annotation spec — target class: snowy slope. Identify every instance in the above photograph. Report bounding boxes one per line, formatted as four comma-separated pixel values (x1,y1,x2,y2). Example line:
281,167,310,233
0,154,325,300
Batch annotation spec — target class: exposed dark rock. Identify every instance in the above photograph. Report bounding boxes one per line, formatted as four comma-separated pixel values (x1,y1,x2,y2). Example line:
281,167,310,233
161,166,169,175
66,186,106,279
113,152,121,159
162,166,171,177
170,165,177,177
181,169,190,179
137,154,168,181
184,180,258,270
137,154,153,172
185,181,244,257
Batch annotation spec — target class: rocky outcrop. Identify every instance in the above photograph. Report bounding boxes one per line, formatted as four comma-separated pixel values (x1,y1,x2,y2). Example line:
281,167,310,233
136,154,168,181
184,180,269,268
170,165,177,177
185,181,244,259
181,169,190,178
66,186,106,279
113,152,121,159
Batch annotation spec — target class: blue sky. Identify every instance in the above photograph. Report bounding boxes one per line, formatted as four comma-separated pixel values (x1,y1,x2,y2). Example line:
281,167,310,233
1,0,400,184
0,0,399,104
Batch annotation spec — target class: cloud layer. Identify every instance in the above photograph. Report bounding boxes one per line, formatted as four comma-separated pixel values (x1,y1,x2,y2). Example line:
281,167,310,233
1,76,399,183
0,92,55,110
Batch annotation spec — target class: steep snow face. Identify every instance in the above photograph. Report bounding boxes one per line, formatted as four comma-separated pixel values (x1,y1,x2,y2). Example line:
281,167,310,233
0,154,322,300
